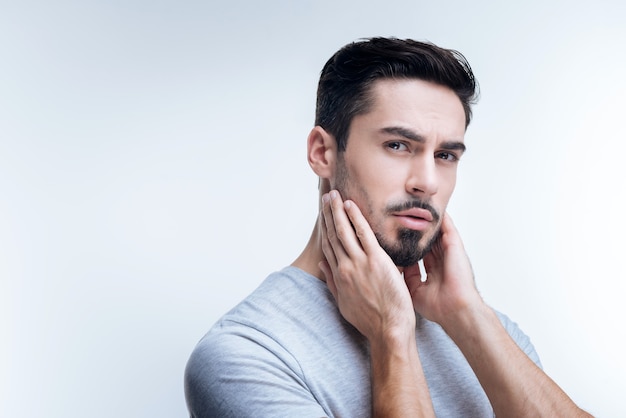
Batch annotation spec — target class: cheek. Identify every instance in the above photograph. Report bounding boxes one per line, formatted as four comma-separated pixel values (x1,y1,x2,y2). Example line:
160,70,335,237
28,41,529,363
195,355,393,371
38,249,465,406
351,162,402,198
437,171,457,203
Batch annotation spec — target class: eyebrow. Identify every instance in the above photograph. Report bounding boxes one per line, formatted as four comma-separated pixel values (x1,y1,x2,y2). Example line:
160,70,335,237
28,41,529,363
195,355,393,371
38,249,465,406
380,126,467,154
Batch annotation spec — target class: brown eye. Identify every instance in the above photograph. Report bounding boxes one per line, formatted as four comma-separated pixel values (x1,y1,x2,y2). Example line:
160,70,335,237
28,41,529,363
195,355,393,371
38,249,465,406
386,142,408,151
437,152,459,162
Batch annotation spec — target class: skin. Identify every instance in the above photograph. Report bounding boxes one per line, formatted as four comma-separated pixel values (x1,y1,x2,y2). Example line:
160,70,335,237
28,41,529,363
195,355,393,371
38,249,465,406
293,78,591,417
332,80,464,266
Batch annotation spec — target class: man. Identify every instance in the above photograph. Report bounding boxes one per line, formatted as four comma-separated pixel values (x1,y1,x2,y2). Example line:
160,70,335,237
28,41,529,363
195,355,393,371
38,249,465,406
185,37,589,417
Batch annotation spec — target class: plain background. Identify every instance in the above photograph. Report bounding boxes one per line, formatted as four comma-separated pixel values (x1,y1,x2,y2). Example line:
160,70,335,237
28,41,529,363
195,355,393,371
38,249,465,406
2,0,625,416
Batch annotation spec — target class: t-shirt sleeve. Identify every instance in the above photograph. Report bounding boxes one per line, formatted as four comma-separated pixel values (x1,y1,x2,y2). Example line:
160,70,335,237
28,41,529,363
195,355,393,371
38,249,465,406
184,320,329,418
495,310,543,369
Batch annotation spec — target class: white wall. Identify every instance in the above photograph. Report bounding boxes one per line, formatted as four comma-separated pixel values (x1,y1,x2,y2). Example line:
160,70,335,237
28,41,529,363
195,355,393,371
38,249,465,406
2,1,624,416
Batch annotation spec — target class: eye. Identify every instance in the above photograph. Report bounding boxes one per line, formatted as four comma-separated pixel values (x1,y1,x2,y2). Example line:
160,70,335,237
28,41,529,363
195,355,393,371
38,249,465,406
436,151,459,162
386,141,409,151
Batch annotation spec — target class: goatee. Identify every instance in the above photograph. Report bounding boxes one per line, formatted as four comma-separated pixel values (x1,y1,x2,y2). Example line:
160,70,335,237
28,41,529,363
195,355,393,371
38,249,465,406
378,199,441,267
376,226,439,267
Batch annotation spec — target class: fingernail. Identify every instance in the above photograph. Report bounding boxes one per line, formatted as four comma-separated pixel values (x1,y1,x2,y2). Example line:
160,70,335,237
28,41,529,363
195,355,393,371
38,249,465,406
329,190,337,199
322,193,330,203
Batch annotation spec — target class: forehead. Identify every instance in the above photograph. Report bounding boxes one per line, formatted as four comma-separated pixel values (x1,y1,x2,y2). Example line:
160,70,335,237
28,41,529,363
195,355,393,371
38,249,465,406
358,78,466,139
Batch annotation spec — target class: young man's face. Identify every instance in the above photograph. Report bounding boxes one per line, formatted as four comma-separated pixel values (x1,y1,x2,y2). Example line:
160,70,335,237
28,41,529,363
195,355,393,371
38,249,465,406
333,79,466,267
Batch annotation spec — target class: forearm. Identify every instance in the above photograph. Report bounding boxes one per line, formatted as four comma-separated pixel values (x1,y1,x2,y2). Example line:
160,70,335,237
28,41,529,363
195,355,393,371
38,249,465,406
442,304,591,417
369,329,435,418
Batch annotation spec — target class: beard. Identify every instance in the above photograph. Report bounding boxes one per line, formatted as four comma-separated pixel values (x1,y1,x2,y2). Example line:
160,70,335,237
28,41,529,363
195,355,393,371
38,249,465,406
334,157,441,267
375,222,439,267
375,198,441,266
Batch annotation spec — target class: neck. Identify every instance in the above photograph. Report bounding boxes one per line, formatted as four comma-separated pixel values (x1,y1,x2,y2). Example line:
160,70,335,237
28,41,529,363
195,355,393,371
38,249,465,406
291,215,326,282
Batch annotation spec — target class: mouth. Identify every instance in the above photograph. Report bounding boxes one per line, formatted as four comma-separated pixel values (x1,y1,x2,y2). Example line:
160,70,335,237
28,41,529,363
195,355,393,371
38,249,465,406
392,207,434,222
389,206,435,232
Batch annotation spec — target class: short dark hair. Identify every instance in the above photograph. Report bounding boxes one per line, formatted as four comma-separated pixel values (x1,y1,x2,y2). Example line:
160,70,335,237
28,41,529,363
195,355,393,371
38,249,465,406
315,37,479,152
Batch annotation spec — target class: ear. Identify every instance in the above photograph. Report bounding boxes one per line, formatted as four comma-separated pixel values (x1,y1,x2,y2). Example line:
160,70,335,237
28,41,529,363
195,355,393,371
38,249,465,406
307,126,336,179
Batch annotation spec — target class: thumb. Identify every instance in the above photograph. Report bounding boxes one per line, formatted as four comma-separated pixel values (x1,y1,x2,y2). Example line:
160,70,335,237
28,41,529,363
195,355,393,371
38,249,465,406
403,263,423,287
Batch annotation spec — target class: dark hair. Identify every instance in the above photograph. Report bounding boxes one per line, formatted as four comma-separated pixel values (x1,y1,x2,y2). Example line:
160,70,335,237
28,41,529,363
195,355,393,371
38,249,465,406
315,37,479,151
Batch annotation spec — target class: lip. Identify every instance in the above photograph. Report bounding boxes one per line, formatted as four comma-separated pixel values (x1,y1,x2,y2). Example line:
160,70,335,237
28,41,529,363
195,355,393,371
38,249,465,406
393,208,434,222
392,208,434,231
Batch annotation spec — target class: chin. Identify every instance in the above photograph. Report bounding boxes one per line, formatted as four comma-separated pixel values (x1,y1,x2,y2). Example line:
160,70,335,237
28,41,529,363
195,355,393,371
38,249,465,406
383,227,440,267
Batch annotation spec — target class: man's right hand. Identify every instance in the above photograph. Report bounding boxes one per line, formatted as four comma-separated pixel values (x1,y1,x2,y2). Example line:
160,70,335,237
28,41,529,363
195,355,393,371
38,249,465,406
318,190,416,341
318,189,436,417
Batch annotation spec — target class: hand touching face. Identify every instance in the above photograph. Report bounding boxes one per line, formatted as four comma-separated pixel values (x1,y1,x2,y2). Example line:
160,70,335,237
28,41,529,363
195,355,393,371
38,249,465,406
319,190,416,339
320,190,483,335
331,79,466,267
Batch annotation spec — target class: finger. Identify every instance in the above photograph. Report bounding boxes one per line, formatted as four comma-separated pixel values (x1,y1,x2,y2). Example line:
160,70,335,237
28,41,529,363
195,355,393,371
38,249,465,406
403,263,422,281
422,213,465,278
343,199,381,255
321,192,349,261
422,248,440,280
424,213,452,264
426,213,465,266
319,204,340,269
403,263,425,291
318,260,337,298
438,213,462,248
327,190,365,258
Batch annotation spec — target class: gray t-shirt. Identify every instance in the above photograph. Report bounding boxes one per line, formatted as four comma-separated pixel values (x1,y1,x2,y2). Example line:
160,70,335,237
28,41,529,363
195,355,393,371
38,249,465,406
185,266,541,417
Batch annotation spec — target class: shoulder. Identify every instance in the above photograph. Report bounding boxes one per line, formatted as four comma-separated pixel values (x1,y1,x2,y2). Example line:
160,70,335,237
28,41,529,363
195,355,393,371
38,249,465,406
219,266,339,335
184,318,317,417
187,266,332,370
184,267,357,417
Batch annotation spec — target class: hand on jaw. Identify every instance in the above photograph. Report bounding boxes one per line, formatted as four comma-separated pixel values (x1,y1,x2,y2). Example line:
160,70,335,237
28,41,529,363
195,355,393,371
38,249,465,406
318,189,416,341
318,190,592,417
404,210,487,330
318,189,436,417
318,188,485,337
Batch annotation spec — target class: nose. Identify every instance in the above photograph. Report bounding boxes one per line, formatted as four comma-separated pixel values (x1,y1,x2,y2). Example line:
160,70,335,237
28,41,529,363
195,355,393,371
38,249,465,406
406,156,438,197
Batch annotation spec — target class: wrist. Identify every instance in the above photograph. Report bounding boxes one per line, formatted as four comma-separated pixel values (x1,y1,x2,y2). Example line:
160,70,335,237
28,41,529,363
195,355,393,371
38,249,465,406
369,317,417,353
438,298,493,338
